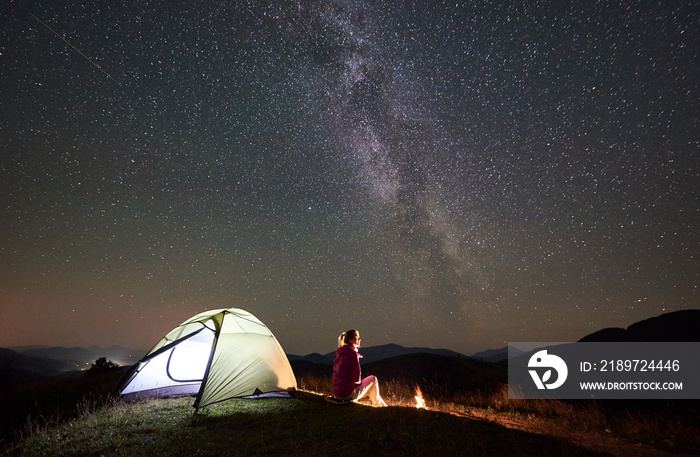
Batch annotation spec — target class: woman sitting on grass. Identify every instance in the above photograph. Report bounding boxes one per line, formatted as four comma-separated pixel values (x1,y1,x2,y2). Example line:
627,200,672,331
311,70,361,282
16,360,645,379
332,329,387,407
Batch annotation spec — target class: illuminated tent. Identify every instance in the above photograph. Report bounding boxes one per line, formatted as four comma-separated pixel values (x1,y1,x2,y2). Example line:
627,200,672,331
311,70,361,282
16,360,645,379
119,308,297,409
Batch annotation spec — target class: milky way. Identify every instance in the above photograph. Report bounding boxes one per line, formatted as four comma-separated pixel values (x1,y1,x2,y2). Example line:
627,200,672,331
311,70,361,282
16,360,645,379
1,1,697,355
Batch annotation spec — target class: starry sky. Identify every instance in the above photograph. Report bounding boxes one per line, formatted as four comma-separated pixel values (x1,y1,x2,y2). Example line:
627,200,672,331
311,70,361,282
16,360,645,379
1,1,697,357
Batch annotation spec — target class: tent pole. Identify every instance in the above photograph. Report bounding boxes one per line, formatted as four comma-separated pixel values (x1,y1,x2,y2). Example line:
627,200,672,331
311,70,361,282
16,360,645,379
193,312,224,410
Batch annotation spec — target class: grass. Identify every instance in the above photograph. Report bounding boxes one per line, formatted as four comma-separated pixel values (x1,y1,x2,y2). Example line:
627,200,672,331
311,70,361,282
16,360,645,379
301,373,700,454
0,369,127,446
2,370,698,456
6,394,612,457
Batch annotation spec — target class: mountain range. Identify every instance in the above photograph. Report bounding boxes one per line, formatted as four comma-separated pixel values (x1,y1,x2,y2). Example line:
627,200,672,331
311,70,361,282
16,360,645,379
286,343,465,364
1,309,697,381
578,309,700,343
0,345,144,380
462,309,700,363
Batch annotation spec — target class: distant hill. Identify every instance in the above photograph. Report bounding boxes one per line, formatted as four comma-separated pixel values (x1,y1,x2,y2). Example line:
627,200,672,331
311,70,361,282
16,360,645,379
9,345,145,367
0,345,145,381
290,352,329,365
291,352,507,397
289,359,331,380
470,346,525,363
287,343,465,365
7,309,696,384
366,353,506,396
288,344,478,394
290,310,700,394
578,309,700,342
0,348,79,381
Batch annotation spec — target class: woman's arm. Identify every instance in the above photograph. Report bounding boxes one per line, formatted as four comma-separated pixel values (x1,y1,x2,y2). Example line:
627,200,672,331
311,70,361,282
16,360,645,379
348,352,361,384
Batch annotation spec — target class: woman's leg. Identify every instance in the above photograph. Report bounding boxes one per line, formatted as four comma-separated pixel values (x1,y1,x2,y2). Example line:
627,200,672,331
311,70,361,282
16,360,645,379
353,375,387,406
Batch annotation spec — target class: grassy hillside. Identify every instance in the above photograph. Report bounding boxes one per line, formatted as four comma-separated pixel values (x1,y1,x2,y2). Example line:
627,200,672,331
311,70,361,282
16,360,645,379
5,394,611,457
2,354,699,456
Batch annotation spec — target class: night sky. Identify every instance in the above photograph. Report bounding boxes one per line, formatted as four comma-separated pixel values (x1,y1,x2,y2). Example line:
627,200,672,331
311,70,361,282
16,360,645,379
1,1,697,357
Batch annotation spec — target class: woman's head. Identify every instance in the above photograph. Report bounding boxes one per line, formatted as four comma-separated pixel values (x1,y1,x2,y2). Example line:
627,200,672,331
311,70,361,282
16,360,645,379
338,329,360,348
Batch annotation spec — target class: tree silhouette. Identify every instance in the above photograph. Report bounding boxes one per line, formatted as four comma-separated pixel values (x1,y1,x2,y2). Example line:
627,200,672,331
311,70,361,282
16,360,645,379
88,357,119,373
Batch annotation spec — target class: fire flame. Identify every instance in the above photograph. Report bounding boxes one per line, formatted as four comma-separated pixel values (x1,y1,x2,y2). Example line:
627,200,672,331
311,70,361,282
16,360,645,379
414,386,426,409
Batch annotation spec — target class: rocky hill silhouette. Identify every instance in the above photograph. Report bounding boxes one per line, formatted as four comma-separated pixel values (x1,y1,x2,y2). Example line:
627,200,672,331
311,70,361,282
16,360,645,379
578,309,700,342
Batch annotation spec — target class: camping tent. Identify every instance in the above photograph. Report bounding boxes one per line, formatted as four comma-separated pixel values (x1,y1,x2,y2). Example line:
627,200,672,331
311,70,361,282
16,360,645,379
119,308,297,409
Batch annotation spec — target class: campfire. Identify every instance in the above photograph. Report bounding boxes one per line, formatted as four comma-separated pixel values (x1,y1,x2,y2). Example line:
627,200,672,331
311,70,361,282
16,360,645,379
414,386,427,409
